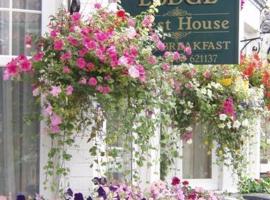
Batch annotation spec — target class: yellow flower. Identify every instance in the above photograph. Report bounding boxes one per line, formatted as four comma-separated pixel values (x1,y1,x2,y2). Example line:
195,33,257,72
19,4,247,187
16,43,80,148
218,78,233,86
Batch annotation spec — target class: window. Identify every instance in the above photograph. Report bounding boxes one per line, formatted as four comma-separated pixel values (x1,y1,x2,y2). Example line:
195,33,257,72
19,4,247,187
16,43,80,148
0,0,41,198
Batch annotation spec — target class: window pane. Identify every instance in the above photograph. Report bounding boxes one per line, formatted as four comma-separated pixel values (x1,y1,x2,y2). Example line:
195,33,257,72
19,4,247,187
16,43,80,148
12,12,41,55
182,124,212,179
0,0,9,8
13,0,41,10
0,68,40,198
0,11,9,55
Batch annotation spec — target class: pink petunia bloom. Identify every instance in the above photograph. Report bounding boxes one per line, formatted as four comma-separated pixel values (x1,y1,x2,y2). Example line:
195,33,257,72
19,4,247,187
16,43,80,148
102,86,111,94
79,48,88,57
32,87,40,97
83,39,96,50
20,59,32,72
96,85,104,93
67,35,79,46
50,86,61,97
50,30,59,38
5,60,18,78
86,63,95,71
54,39,64,51
76,58,86,69
88,77,98,86
95,31,109,42
50,113,62,126
142,15,155,28
50,125,61,133
222,97,236,119
33,51,44,61
60,52,72,61
147,56,157,65
173,52,180,61
128,18,136,27
66,85,74,95
128,66,140,78
156,41,166,51
63,66,71,74
71,12,81,22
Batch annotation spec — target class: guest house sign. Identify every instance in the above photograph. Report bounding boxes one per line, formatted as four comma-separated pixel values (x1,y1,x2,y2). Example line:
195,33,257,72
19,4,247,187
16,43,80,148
121,0,240,64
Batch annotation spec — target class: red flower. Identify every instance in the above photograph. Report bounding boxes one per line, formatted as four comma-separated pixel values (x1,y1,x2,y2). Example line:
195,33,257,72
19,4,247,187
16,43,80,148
116,10,126,19
171,177,180,186
182,180,189,186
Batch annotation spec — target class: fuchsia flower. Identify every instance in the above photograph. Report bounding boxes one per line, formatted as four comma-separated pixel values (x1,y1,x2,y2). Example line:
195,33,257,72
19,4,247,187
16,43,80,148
76,58,86,69
50,86,61,97
33,51,44,61
71,12,81,22
67,36,79,46
88,77,98,86
66,85,74,95
222,97,236,119
54,39,64,51
61,52,72,61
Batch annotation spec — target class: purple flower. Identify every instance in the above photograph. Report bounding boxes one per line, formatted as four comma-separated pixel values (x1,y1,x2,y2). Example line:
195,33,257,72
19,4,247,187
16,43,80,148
97,186,107,199
74,193,84,200
16,195,25,200
66,188,73,197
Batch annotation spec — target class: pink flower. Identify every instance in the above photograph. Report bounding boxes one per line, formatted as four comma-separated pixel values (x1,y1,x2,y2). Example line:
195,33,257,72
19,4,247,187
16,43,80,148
203,70,211,79
95,31,109,42
0,196,8,200
126,27,137,39
162,63,170,72
173,52,180,61
25,35,32,48
63,66,71,74
156,41,166,51
88,77,98,86
60,52,72,61
185,46,192,56
32,87,40,97
142,15,155,28
118,56,129,66
33,51,44,61
5,60,18,78
50,86,61,97
50,30,59,38
20,59,32,72
54,39,64,51
181,131,193,143
67,36,79,46
147,56,157,65
79,48,88,57
76,58,86,69
50,125,61,133
128,66,140,78
178,42,185,50
102,86,111,94
86,63,95,71
96,85,104,93
79,77,87,84
128,18,136,27
171,177,181,186
83,39,96,50
44,104,53,116
94,3,101,9
71,12,81,22
222,97,236,119
66,85,74,95
50,113,62,126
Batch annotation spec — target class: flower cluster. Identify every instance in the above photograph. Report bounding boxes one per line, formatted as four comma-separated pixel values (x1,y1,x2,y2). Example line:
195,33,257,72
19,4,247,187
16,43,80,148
62,177,218,200
171,64,266,173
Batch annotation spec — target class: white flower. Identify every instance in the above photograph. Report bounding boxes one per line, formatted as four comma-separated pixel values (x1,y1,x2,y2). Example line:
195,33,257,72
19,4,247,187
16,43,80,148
207,89,213,99
218,123,225,129
186,126,193,132
233,120,241,129
227,121,232,129
179,100,185,105
126,27,137,39
201,88,207,95
118,56,129,66
187,101,194,108
242,119,249,127
184,109,191,115
219,114,227,121
187,139,193,144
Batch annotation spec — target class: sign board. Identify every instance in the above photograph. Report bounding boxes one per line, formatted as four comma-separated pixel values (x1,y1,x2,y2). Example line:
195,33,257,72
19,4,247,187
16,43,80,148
121,0,240,64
